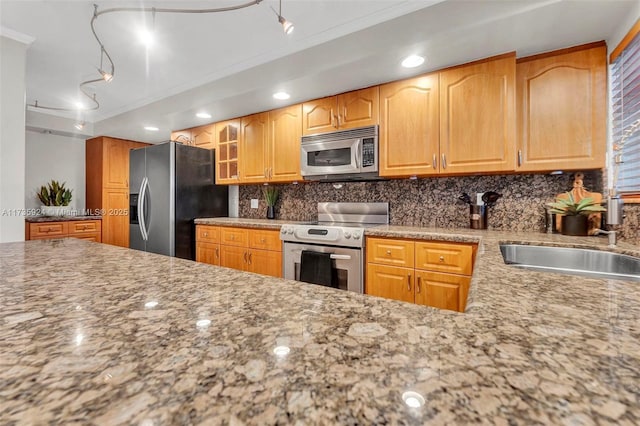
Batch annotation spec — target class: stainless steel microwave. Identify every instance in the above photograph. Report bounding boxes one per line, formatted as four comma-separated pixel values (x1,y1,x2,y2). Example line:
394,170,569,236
300,125,379,181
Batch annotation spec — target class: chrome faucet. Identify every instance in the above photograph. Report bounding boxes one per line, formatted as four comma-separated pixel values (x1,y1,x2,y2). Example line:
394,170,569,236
596,196,624,247
595,229,617,247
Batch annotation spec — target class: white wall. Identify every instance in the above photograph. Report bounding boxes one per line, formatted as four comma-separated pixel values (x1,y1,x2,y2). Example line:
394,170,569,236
0,34,30,242
25,130,86,211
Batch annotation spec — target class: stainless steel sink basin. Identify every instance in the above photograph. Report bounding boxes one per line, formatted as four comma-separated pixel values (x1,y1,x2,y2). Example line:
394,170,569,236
499,244,640,282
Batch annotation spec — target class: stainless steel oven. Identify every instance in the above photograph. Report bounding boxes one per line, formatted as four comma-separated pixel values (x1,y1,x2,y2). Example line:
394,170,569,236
283,243,362,293
300,125,378,181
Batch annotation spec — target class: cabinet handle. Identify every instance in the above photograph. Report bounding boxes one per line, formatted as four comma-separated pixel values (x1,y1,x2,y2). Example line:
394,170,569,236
230,235,235,241
407,274,411,292
332,114,339,129
215,247,219,258
439,255,445,262
244,252,248,263
338,114,342,127
417,276,421,294
248,252,252,264
204,232,208,237
441,154,447,169
518,150,523,167
432,154,437,170
260,238,266,243
386,250,392,256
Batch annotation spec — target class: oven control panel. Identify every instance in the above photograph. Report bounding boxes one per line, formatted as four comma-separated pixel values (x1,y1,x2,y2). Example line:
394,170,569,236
280,225,365,248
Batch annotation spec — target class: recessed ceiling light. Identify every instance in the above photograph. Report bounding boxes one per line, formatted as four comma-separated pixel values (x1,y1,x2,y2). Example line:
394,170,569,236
401,55,425,68
138,29,153,47
144,126,159,131
196,112,212,119
75,101,84,109
273,92,290,100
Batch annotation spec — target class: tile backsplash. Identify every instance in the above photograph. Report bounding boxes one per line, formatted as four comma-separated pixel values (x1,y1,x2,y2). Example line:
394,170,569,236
238,171,638,246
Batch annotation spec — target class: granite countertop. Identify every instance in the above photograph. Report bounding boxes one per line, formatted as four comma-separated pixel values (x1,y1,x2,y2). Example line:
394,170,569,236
1,228,639,424
26,215,102,223
194,217,311,229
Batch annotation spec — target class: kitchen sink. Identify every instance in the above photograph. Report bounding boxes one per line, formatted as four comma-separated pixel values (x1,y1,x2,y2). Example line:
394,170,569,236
499,244,640,282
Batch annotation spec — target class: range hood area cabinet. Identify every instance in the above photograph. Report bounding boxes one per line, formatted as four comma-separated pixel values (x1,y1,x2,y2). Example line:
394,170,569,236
239,104,303,184
515,43,606,172
379,53,516,177
86,136,149,247
302,87,379,136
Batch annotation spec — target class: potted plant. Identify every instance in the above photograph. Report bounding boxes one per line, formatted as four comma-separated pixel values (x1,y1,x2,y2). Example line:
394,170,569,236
546,192,606,236
37,180,73,216
263,186,279,219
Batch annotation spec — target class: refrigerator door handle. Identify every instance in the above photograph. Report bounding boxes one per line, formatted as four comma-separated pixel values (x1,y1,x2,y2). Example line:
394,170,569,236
139,177,149,241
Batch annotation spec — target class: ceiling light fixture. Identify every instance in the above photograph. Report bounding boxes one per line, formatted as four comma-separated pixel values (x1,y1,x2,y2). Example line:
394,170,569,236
144,126,159,131
271,0,294,34
273,91,290,100
74,121,85,130
196,112,212,119
27,0,266,112
401,55,425,68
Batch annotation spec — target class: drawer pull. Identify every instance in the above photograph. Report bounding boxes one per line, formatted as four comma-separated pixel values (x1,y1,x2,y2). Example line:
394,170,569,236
386,250,392,256
204,232,208,237
230,235,235,241
439,255,445,262
260,238,266,243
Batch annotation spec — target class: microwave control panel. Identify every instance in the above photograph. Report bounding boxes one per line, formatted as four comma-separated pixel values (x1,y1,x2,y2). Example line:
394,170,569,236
362,138,375,168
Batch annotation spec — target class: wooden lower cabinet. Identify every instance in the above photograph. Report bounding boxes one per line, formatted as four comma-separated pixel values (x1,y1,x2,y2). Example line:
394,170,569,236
195,225,282,278
26,220,102,242
366,237,475,312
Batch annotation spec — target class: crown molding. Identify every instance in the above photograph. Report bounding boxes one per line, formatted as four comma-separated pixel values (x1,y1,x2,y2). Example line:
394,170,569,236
0,26,35,45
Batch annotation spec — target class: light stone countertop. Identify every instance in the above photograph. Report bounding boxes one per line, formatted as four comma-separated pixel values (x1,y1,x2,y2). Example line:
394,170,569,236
1,226,639,424
194,217,311,229
25,215,102,223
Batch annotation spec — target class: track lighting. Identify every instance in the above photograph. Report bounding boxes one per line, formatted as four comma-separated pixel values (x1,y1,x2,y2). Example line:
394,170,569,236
99,69,113,82
272,0,294,34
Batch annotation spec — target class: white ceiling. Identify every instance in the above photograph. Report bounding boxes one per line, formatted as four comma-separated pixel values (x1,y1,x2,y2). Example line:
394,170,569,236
2,0,639,143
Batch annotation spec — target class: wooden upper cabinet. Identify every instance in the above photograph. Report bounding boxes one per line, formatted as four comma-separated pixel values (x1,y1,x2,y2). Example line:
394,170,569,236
338,87,379,130
191,124,215,150
379,74,439,177
170,130,192,144
215,119,240,184
439,53,516,174
269,104,302,182
302,96,336,135
302,86,379,135
516,43,606,171
103,137,132,188
240,112,269,183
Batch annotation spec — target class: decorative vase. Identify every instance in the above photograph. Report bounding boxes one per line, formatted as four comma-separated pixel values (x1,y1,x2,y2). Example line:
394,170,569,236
267,206,275,220
561,215,588,236
41,206,70,217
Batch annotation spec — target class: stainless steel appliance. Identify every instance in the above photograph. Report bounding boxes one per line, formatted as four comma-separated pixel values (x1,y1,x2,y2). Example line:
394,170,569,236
300,125,379,181
281,202,389,293
129,142,228,260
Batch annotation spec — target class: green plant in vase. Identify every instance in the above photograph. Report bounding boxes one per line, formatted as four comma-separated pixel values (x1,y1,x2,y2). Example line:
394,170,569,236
263,186,279,219
37,180,73,216
546,192,606,236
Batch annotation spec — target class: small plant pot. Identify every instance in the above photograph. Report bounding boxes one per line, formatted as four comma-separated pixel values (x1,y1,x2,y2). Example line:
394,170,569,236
266,206,275,220
561,215,588,236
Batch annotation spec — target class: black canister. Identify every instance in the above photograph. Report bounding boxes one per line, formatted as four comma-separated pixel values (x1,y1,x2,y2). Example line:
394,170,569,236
470,205,487,229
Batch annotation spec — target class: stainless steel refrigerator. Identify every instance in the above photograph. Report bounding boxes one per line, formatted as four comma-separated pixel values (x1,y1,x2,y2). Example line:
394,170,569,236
129,142,228,260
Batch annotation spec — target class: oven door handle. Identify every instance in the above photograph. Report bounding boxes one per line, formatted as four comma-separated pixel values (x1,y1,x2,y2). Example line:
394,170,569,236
290,249,351,260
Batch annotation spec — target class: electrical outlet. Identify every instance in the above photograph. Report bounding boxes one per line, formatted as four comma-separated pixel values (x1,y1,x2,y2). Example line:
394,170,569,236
250,199,259,209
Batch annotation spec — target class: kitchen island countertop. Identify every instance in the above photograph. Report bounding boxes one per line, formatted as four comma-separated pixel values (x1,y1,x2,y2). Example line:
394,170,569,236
1,227,639,424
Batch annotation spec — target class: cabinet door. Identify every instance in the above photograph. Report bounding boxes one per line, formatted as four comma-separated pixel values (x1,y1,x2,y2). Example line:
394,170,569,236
366,264,414,303
414,242,474,275
103,138,131,188
415,270,470,312
302,96,337,135
171,130,192,144
248,249,282,278
240,112,269,183
379,74,439,177
220,245,247,271
338,86,379,130
196,242,220,266
366,237,414,268
269,104,303,182
440,54,516,174
191,124,215,150
516,45,606,171
102,189,129,247
215,120,240,184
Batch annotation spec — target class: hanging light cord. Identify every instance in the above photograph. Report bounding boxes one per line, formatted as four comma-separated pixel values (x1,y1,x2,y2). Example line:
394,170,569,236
28,0,264,112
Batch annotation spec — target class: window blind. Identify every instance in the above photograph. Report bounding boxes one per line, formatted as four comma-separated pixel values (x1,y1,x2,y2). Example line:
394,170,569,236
611,30,640,194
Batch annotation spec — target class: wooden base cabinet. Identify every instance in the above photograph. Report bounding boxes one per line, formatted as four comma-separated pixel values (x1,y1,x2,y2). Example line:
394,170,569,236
26,220,102,242
195,225,282,278
366,237,475,312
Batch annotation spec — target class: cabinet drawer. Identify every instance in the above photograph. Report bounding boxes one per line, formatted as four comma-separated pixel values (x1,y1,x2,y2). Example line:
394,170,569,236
68,220,101,235
219,227,248,247
29,222,68,238
197,225,220,244
249,229,281,252
72,234,101,243
415,242,474,275
366,237,414,268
